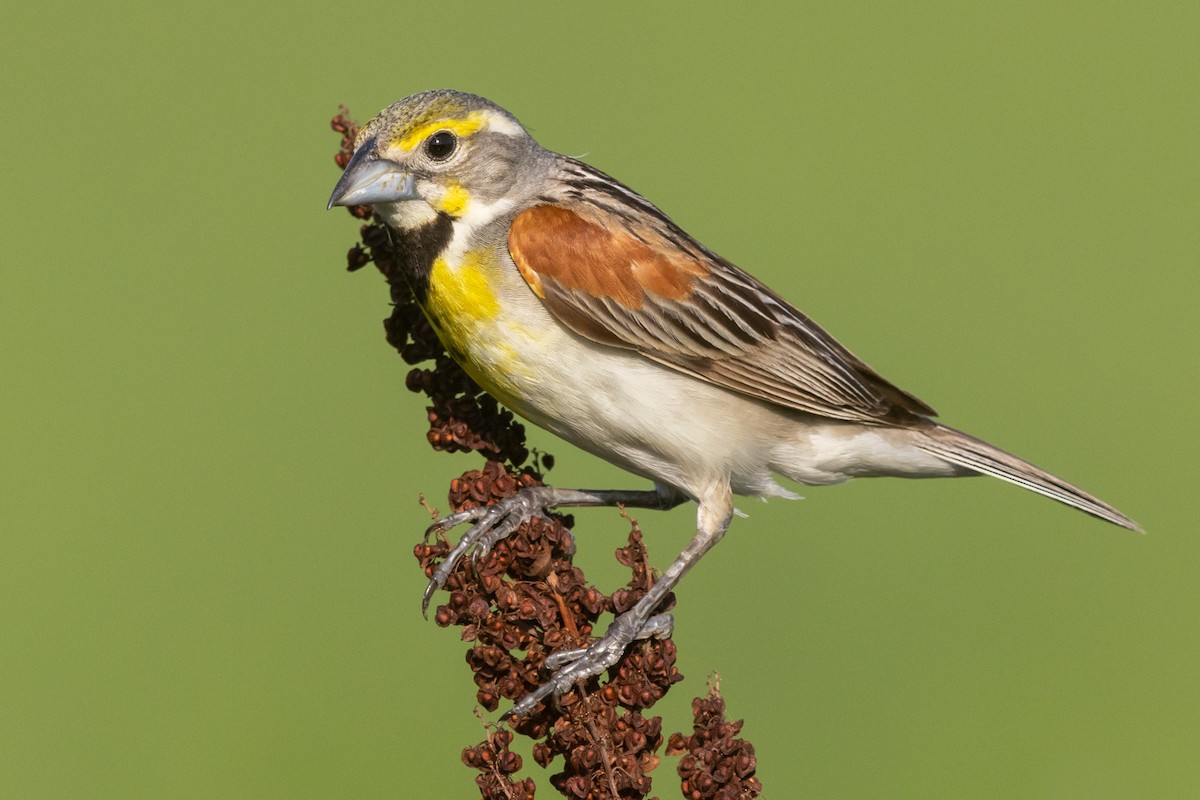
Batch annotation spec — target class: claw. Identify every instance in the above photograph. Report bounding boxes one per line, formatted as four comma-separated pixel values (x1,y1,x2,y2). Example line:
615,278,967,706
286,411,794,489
417,483,695,719
501,678,559,722
424,507,479,542
420,489,555,617
421,509,497,616
500,611,675,721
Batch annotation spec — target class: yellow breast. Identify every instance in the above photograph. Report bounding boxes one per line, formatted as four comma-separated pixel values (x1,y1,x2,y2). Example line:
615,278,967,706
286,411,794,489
422,249,529,405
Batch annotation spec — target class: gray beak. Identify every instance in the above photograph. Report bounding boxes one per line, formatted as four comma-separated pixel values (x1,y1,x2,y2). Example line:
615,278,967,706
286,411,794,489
327,139,419,209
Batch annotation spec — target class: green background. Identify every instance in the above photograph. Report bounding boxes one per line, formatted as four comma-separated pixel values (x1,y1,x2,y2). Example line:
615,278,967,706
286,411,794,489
3,2,1196,797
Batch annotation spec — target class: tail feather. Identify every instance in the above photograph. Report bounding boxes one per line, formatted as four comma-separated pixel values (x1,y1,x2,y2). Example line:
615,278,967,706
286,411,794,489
914,424,1142,532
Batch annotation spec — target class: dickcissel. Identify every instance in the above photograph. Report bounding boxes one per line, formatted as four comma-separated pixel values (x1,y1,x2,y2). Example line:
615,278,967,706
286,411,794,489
328,89,1139,718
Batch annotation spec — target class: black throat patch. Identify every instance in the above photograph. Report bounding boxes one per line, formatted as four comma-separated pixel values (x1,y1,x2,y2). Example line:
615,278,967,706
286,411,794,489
378,213,454,303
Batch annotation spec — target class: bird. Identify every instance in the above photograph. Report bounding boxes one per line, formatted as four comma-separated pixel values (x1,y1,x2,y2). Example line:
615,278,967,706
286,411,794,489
327,89,1140,719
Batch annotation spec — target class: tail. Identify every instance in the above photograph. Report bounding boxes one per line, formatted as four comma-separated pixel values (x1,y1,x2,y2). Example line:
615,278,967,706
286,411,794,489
913,423,1142,532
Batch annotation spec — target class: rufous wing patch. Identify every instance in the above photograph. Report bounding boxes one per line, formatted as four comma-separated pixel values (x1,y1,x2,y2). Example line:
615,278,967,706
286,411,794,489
507,201,932,424
508,204,709,309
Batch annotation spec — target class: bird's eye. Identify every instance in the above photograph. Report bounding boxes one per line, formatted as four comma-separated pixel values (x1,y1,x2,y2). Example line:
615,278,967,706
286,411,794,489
424,130,457,161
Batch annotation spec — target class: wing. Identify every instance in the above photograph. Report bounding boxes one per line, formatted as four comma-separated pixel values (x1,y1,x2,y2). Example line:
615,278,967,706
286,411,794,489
507,171,936,425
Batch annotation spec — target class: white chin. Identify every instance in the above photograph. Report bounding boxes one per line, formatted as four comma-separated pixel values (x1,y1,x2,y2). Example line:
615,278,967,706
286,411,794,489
376,200,438,231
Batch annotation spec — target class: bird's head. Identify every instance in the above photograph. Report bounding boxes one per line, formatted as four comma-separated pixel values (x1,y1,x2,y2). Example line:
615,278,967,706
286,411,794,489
327,89,541,230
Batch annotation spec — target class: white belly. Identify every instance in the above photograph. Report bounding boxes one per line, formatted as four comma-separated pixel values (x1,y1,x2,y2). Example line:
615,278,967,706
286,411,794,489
439,264,958,501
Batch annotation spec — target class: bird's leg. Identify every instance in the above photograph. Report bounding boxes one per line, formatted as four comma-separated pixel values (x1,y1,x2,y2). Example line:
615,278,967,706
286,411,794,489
502,483,734,721
422,485,684,615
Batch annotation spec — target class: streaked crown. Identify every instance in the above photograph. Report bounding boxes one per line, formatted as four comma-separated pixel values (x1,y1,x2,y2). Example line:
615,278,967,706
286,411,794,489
354,89,526,154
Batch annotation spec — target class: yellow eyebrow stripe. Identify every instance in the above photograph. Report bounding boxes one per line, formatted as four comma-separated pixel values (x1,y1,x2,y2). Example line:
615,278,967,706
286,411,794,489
394,112,487,152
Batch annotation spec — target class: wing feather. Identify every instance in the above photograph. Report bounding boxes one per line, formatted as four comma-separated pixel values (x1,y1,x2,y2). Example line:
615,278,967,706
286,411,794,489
507,175,936,424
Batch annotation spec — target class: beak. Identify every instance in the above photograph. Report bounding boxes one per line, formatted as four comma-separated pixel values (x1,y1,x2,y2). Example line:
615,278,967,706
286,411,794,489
327,138,419,209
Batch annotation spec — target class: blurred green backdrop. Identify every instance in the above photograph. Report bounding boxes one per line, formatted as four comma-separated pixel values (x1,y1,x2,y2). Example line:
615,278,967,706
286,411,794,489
2,2,1197,797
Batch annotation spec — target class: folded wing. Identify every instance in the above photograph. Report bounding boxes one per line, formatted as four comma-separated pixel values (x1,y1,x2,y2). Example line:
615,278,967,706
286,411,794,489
508,197,936,425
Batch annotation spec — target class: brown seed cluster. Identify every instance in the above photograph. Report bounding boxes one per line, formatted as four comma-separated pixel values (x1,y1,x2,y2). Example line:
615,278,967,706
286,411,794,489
666,683,762,799
412,462,684,798
536,693,665,798
332,108,758,799
463,728,536,799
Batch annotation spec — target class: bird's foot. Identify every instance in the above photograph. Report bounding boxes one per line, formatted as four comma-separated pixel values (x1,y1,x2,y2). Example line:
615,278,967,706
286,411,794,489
422,487,564,616
501,610,674,721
